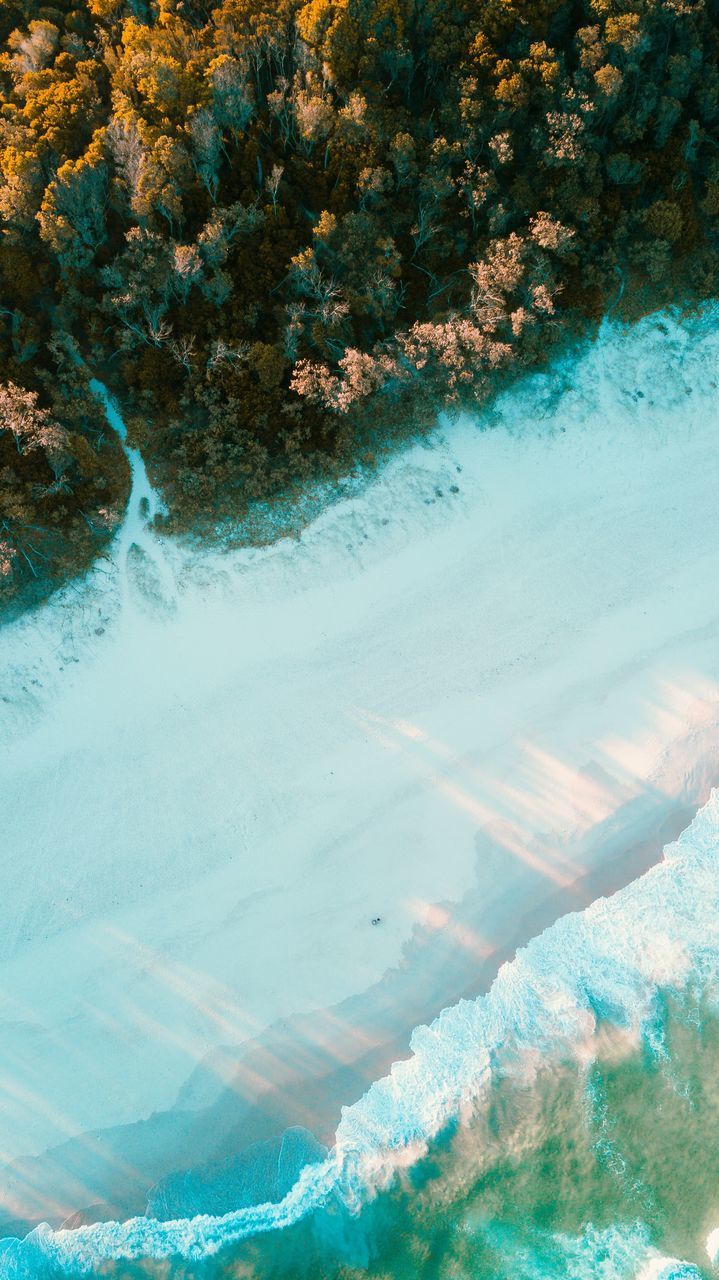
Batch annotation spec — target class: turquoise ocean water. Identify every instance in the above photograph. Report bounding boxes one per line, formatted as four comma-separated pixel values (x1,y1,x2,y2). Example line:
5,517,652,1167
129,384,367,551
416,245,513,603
4,788,719,1280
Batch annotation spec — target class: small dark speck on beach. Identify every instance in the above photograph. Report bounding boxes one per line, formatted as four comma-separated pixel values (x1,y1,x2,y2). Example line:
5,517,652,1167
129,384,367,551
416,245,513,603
435,487,443,498
450,484,460,494
456,465,462,473
95,627,105,636
381,517,390,525
371,916,382,926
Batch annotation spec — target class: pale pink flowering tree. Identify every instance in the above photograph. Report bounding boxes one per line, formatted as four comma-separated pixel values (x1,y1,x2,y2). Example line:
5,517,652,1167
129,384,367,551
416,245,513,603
0,382,69,475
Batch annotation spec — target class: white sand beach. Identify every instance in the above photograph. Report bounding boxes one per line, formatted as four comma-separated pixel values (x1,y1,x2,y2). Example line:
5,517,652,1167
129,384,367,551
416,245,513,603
3,309,719,1231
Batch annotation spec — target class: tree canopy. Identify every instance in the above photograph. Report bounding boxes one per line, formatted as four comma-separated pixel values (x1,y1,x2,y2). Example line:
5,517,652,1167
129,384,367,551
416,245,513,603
1,0,719,605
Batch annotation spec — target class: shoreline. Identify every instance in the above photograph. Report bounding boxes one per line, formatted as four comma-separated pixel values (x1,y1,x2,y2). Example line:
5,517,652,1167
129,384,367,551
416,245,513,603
3,309,719,1233
0,770,709,1236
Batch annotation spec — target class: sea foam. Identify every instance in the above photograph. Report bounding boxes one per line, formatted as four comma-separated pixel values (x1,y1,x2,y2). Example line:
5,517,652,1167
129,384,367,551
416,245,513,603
3,789,719,1278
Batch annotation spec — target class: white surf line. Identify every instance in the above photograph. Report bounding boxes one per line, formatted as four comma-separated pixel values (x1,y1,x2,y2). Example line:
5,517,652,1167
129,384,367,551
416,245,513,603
4,787,719,1277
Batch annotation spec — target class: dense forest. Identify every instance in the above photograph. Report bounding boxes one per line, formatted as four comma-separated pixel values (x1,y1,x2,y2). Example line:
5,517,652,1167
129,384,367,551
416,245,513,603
1,0,719,605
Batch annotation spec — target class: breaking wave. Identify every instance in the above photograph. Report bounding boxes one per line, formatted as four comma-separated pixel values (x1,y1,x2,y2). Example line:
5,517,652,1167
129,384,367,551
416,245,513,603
3,788,719,1278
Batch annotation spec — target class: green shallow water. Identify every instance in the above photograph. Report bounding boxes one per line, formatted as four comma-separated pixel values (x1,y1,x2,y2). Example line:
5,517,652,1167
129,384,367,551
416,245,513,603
103,989,719,1280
